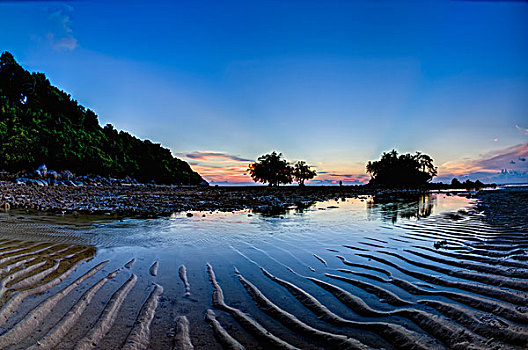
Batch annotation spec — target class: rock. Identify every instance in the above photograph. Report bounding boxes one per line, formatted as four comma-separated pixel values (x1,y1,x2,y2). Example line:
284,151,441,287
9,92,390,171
48,170,58,181
60,170,73,181
186,212,193,217
36,164,47,178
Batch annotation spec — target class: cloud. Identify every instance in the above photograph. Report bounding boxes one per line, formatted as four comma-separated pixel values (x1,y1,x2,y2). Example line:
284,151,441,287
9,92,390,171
180,151,253,163
473,143,527,170
437,143,528,183
515,124,528,136
178,150,371,185
47,6,78,51
177,150,254,183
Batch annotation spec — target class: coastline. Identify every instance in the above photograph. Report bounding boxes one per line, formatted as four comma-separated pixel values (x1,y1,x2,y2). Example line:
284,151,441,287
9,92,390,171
0,183,463,217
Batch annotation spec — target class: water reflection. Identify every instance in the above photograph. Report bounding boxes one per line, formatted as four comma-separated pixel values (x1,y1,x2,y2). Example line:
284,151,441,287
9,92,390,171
367,193,436,223
252,201,317,217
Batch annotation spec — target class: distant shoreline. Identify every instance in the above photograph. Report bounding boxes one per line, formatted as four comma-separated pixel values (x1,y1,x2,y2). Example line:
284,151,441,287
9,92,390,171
0,182,503,218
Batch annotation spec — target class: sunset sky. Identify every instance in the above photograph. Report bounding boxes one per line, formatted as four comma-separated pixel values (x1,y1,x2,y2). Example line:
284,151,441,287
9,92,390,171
1,0,527,184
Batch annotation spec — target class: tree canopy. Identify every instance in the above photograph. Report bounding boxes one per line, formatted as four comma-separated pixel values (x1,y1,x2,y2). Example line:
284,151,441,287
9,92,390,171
292,161,317,186
248,152,293,186
366,150,437,186
248,153,317,186
0,51,204,184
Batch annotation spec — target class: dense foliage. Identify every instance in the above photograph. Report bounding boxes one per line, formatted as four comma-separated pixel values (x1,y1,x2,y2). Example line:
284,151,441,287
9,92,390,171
0,51,204,184
248,152,316,186
366,150,437,186
292,161,317,186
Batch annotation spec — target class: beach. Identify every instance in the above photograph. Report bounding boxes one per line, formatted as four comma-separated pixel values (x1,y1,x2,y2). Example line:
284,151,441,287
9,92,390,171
0,187,526,349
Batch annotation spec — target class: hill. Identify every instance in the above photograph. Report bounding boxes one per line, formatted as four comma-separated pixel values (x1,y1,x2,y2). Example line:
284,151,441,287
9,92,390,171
0,51,204,185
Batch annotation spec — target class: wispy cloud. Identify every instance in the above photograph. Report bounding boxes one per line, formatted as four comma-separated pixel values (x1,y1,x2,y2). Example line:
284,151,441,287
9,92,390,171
47,6,78,51
181,151,253,163
515,124,528,136
177,151,253,183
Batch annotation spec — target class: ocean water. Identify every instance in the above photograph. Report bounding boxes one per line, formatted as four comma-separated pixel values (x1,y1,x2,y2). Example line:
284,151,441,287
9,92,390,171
0,192,527,349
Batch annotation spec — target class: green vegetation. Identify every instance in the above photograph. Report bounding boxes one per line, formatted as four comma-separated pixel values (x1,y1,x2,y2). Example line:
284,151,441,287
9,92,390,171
0,51,203,184
366,150,437,186
248,152,316,186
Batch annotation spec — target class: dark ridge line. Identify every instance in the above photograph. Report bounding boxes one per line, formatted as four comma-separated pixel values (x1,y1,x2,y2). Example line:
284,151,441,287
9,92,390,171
355,253,528,308
343,268,528,323
412,246,528,269
0,258,102,328
342,245,369,252
122,283,163,350
358,242,386,249
404,248,528,278
205,309,246,350
261,267,454,349
235,269,369,350
324,273,412,306
0,260,110,347
74,273,138,350
313,254,328,266
27,269,120,350
419,300,528,346
336,256,391,276
125,258,136,269
377,250,528,292
364,238,389,244
206,263,300,350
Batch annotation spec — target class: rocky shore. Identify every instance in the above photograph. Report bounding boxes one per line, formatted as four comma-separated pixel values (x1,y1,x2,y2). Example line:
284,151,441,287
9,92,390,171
0,183,437,217
476,187,528,232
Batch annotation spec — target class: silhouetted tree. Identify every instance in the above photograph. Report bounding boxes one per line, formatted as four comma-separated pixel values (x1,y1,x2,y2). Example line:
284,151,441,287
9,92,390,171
366,150,437,186
292,161,316,186
451,178,462,188
248,152,293,186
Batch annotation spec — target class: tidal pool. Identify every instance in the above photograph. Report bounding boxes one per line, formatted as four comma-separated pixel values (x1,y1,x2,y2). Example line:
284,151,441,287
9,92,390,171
0,192,527,349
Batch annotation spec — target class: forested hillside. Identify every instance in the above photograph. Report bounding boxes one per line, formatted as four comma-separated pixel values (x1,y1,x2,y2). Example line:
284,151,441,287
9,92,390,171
0,51,204,184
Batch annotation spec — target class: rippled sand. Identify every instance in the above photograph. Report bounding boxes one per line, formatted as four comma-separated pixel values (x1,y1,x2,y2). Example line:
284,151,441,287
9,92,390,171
0,191,527,349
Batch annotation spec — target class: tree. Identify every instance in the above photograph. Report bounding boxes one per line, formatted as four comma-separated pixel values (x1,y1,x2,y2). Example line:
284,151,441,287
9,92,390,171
451,178,462,188
292,161,316,186
0,51,204,184
248,152,293,186
366,150,437,186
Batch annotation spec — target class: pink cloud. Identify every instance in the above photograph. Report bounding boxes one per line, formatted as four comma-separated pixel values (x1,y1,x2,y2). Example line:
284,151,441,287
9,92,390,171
437,143,528,183
177,150,253,183
515,124,528,136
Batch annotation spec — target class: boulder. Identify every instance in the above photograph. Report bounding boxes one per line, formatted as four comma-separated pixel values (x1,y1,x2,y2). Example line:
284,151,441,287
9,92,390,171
36,164,47,178
61,170,74,181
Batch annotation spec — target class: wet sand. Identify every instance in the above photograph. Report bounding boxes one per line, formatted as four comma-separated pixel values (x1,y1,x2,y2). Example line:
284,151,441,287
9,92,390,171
0,189,526,349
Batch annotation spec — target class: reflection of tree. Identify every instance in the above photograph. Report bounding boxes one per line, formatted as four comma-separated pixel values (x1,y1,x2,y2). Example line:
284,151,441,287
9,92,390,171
253,201,316,217
367,193,436,223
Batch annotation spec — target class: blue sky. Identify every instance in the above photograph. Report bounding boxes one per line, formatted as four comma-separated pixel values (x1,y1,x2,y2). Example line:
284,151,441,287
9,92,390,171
1,0,527,184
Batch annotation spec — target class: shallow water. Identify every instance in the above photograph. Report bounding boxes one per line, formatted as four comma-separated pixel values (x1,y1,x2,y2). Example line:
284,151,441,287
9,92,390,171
0,191,527,349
